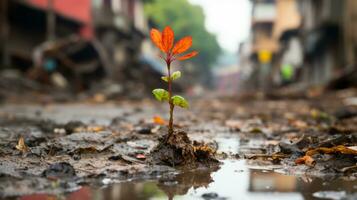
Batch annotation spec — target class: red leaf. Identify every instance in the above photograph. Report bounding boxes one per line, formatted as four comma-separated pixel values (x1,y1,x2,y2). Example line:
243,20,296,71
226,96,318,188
150,28,164,52
177,51,198,61
172,36,192,55
162,26,174,53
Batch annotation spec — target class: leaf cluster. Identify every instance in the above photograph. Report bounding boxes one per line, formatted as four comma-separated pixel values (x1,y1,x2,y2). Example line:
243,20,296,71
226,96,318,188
153,71,188,108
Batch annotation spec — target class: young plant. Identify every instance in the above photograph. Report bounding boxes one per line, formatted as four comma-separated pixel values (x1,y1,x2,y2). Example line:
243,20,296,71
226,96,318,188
150,26,198,135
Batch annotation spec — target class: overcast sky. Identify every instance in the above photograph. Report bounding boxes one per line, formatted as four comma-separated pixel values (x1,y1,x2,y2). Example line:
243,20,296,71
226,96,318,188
189,0,252,53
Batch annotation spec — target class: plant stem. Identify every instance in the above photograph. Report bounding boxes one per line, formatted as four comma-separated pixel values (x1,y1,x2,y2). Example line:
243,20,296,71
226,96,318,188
167,64,174,135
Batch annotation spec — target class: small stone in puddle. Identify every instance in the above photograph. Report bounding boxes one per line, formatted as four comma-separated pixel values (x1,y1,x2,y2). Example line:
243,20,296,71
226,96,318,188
42,162,76,178
137,127,152,134
202,192,226,200
135,124,157,134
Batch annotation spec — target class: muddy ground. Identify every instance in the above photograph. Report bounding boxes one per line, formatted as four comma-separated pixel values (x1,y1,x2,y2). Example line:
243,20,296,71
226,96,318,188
0,88,356,199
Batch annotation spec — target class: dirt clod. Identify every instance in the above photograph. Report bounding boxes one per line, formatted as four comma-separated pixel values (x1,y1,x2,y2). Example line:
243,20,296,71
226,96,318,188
149,131,219,168
42,162,76,178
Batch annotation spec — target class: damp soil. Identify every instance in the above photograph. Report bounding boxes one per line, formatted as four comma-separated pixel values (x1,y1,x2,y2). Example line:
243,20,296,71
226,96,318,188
0,89,357,199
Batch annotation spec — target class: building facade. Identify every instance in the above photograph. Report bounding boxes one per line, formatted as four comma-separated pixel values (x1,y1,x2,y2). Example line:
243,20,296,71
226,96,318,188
243,0,301,90
0,0,152,91
243,0,357,90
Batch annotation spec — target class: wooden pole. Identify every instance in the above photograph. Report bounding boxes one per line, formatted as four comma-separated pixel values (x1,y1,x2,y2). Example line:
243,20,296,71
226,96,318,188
47,0,56,41
0,0,9,68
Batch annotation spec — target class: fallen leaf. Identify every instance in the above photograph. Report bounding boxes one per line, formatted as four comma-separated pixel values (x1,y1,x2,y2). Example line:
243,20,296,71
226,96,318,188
74,146,99,154
109,154,144,164
153,115,167,125
295,155,316,167
16,136,30,154
194,145,216,155
74,126,105,133
289,119,308,129
87,126,105,132
249,127,263,133
93,93,106,103
310,109,331,121
306,145,357,156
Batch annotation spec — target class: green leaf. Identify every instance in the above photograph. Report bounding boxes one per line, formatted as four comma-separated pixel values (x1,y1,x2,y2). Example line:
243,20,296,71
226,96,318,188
161,71,181,82
161,76,169,82
152,89,169,101
171,71,181,80
171,95,189,108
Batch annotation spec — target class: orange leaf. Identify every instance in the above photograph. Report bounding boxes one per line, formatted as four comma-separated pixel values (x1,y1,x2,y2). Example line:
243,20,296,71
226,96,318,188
178,51,198,61
150,28,164,52
172,36,192,55
16,136,30,154
295,155,315,167
162,26,174,53
153,115,166,125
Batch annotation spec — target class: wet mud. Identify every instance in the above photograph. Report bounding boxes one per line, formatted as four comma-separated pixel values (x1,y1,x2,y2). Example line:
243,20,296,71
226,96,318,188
0,89,356,199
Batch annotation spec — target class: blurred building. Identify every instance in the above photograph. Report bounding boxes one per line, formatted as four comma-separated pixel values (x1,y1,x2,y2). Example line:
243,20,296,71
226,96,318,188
244,0,301,90
0,0,166,94
242,0,357,90
298,0,357,86
92,0,147,80
1,0,87,70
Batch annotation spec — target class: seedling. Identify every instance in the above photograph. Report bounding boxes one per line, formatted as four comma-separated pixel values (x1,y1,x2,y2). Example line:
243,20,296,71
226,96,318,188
150,26,198,135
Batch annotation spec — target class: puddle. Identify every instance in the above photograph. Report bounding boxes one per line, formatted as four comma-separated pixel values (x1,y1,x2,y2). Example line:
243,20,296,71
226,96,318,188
16,159,357,200
312,191,348,200
87,160,356,200
4,133,357,200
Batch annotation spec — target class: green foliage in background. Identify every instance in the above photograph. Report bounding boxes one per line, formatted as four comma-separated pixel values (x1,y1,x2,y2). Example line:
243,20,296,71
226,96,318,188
144,0,221,69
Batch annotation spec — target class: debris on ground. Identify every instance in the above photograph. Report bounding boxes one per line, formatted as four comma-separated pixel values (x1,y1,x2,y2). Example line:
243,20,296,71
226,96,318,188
0,88,356,198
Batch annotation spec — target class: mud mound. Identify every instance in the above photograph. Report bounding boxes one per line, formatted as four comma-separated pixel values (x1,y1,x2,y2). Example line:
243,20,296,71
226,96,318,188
149,131,219,168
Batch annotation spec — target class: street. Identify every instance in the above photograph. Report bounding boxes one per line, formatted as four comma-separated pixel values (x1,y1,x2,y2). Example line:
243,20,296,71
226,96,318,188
0,88,356,199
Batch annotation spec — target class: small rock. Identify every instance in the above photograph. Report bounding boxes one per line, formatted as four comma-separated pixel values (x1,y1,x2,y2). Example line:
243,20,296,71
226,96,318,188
202,192,222,200
135,124,155,134
42,162,76,178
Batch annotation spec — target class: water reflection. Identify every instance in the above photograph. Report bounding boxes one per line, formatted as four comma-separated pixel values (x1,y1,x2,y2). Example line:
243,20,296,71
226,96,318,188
93,161,356,200
19,160,357,200
157,166,220,199
93,165,220,200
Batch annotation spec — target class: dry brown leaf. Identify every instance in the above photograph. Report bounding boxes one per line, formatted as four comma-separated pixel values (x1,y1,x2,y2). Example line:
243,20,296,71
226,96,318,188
74,126,105,133
306,145,357,156
16,136,30,154
194,145,216,154
289,119,308,129
87,126,105,132
93,93,106,103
